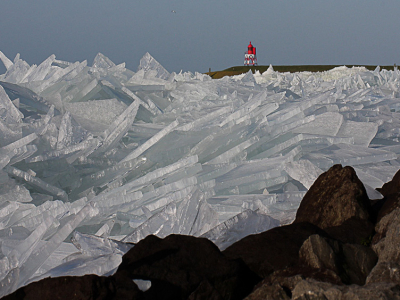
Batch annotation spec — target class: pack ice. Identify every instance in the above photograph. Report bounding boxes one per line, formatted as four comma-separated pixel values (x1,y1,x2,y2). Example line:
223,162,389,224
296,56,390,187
0,51,399,295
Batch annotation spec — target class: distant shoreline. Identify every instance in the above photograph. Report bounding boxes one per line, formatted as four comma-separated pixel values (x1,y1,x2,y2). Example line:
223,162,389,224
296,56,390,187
206,65,397,79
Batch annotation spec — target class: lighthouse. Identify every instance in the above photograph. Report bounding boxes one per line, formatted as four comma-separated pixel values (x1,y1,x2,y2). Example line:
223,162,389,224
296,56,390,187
244,42,257,66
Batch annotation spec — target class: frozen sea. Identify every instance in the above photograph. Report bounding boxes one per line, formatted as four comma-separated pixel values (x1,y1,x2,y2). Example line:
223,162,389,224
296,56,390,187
0,51,399,296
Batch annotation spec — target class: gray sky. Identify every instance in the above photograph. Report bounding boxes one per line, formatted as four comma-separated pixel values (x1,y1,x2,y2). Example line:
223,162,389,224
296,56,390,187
1,1,399,74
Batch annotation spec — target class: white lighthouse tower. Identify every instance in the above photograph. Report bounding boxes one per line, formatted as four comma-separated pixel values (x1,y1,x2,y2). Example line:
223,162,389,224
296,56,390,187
244,42,257,66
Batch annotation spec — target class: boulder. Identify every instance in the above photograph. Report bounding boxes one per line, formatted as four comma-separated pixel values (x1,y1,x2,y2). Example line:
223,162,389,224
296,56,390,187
294,164,374,244
115,234,260,300
223,222,328,278
298,234,376,285
367,207,400,285
378,169,400,198
244,282,291,300
375,193,400,224
1,274,139,300
291,278,400,300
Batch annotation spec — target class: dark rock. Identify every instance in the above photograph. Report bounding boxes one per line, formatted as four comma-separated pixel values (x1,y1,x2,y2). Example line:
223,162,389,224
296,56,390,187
322,217,375,244
223,222,328,278
115,234,260,300
378,169,400,198
291,278,400,300
244,282,291,300
341,243,377,285
294,164,371,228
299,234,377,285
299,234,338,273
375,193,400,224
294,164,374,244
1,274,141,300
368,207,400,285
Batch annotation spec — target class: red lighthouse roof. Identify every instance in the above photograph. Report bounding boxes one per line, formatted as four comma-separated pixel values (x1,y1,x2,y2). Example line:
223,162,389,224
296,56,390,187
247,42,254,54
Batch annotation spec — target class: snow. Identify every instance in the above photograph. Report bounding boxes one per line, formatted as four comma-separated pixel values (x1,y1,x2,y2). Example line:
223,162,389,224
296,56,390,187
0,51,400,296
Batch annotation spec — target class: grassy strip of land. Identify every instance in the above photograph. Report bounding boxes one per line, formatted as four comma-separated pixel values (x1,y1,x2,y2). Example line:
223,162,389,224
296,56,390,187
205,65,397,79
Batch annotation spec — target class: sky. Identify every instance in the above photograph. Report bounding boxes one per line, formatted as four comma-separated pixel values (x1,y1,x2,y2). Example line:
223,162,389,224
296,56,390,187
0,0,400,74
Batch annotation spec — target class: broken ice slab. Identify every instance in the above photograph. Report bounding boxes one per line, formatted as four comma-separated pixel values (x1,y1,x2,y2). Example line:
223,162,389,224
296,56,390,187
26,137,100,163
1,54,31,84
111,155,199,195
292,112,343,136
356,164,400,184
0,85,23,124
71,231,133,257
93,190,143,218
5,166,68,201
201,209,280,251
235,102,279,125
205,136,259,165
137,52,170,80
303,144,398,169
120,119,179,163
249,133,304,160
177,106,232,131
0,119,22,147
123,191,218,243
1,133,37,153
71,157,147,198
9,200,68,231
284,159,323,189
16,202,96,287
0,179,32,203
265,91,334,126
0,81,55,114
33,252,122,281
2,213,56,269
20,55,55,83
64,98,127,129
353,167,385,190
0,51,13,70
218,91,267,127
214,168,282,192
122,203,177,243
337,120,378,146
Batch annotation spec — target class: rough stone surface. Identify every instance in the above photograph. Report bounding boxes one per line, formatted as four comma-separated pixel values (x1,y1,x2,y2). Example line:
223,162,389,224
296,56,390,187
299,234,338,272
1,274,135,300
298,234,377,285
367,207,400,285
379,169,400,198
244,282,291,300
291,279,400,300
341,243,377,285
294,164,371,228
375,193,400,224
116,234,260,300
223,222,328,278
294,164,374,244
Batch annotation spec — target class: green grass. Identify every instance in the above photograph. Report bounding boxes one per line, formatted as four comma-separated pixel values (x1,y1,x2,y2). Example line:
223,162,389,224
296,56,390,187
205,65,397,79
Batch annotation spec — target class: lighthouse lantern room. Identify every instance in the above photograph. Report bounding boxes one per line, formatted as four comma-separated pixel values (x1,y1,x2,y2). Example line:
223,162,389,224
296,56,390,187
244,42,257,66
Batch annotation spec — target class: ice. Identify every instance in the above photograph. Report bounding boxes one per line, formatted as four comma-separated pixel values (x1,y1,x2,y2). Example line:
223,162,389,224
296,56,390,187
120,119,179,162
1,52,400,296
0,85,23,125
337,120,378,146
5,166,68,201
201,209,280,250
0,51,13,71
284,159,323,189
293,112,343,136
137,52,170,80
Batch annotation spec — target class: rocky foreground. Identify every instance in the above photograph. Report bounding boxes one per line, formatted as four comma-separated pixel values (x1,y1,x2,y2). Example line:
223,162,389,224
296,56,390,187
4,164,400,300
